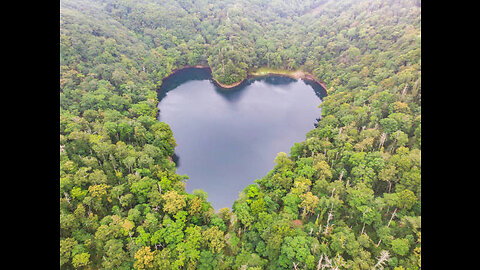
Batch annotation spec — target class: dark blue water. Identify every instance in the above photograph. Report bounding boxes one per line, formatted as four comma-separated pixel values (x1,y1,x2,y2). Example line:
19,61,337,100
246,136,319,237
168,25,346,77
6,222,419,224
157,68,326,210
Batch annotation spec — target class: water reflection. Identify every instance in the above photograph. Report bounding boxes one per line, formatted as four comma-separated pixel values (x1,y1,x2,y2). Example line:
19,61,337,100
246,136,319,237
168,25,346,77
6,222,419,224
158,67,212,99
263,76,296,85
172,153,180,167
303,79,327,98
157,68,326,210
159,67,327,102
213,83,248,103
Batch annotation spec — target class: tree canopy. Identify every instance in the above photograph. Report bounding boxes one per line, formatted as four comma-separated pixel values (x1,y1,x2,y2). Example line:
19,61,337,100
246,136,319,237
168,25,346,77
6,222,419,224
60,0,421,268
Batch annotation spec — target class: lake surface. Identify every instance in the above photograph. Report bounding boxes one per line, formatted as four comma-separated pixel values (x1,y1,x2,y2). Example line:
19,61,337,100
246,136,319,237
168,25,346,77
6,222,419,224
157,68,326,210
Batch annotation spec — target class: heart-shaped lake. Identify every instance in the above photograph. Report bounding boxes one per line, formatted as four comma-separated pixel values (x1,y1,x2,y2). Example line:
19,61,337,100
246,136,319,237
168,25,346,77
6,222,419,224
157,67,326,210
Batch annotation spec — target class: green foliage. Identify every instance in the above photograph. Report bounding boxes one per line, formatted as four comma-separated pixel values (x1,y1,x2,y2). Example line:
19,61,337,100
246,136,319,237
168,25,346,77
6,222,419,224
60,0,420,268
391,238,410,256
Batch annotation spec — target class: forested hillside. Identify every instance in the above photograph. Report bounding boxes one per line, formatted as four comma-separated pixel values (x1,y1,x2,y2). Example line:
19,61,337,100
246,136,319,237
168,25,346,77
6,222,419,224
60,0,421,269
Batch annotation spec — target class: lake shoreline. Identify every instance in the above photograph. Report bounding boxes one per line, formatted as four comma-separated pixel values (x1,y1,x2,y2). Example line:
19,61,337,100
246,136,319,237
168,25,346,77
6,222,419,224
158,70,325,210
162,65,328,93
249,68,328,91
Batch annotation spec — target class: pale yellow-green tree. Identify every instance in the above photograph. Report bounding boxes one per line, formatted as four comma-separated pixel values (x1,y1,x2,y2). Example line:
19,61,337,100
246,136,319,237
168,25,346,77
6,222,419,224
162,190,187,214
202,226,226,253
134,246,156,270
299,192,319,218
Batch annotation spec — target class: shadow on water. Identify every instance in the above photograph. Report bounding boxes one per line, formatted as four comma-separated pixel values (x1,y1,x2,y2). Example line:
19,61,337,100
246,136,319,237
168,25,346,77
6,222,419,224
212,82,249,103
158,67,327,104
158,67,212,100
213,76,297,103
157,67,328,209
158,67,248,104
172,153,180,167
262,75,296,85
303,79,327,99
157,68,328,130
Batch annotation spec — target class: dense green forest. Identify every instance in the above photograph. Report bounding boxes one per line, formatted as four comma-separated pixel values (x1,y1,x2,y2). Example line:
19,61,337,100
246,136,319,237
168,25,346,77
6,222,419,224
60,0,421,269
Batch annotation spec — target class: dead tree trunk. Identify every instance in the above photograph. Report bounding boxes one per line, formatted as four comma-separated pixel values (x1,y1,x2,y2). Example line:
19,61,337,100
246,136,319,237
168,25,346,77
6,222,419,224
316,254,324,270
324,211,333,234
374,250,390,269
64,192,70,204
379,132,387,150
387,208,398,227
401,83,408,99
377,208,398,246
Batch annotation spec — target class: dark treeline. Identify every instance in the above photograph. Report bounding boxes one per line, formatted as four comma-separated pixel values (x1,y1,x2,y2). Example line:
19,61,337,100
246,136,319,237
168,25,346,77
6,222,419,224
60,0,421,269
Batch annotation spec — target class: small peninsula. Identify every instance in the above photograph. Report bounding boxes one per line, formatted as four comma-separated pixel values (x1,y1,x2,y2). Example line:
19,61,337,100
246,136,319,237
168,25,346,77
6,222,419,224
164,65,328,91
